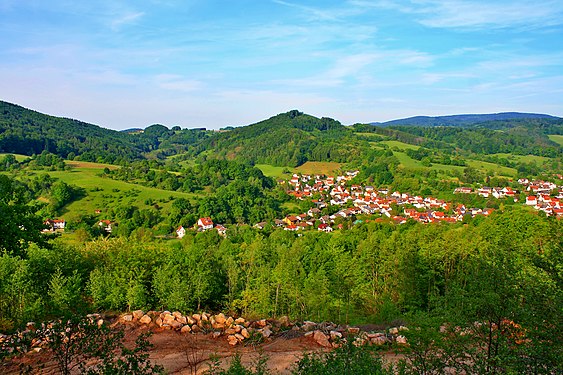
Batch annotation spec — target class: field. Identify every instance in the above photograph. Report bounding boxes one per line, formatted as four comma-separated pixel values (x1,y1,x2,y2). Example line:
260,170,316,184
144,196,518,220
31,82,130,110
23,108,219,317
465,160,517,177
0,153,29,162
295,161,342,175
33,164,198,222
380,140,420,150
256,164,290,179
548,134,563,146
490,153,551,164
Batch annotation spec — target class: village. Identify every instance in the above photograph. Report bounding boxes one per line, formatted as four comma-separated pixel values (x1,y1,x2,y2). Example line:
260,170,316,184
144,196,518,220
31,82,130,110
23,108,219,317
43,172,563,237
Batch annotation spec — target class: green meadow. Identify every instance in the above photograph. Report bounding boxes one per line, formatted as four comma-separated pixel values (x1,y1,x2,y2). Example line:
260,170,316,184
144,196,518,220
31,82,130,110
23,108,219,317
548,134,563,146
34,163,198,222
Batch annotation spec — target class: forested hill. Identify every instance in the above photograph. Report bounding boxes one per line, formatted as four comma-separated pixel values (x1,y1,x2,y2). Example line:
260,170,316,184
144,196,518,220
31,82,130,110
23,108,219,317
374,112,560,127
0,101,145,163
190,110,363,167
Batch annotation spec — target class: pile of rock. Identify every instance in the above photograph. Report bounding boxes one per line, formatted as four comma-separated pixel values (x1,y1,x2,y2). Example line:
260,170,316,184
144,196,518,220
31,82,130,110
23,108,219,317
118,311,290,346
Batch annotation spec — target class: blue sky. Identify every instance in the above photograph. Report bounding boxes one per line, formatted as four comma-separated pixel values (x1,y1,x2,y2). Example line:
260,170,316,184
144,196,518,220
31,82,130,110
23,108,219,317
1,0,563,130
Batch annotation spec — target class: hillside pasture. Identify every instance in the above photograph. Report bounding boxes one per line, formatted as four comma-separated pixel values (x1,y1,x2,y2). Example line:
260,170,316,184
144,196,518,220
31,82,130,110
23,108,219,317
295,161,342,176
256,164,291,179
0,153,29,162
380,140,420,151
35,166,198,222
548,134,563,146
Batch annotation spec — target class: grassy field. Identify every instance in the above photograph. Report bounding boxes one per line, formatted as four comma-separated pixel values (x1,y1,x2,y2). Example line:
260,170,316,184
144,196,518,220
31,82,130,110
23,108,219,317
548,134,563,146
490,153,551,164
465,160,517,177
0,153,29,162
256,164,291,179
380,140,420,151
33,166,199,222
295,161,342,175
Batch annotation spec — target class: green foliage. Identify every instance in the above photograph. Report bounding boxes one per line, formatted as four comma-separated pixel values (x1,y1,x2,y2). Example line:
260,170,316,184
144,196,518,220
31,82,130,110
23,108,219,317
292,338,391,375
205,352,271,375
0,174,49,257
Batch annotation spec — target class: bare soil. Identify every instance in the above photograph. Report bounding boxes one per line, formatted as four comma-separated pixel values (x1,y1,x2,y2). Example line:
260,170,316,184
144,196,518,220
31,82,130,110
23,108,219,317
2,324,401,374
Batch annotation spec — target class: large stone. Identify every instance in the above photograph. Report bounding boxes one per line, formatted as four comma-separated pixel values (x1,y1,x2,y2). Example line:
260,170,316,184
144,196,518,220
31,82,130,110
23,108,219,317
330,330,343,341
215,313,227,324
186,316,195,325
371,336,387,346
261,327,272,338
235,333,245,341
347,327,360,334
176,315,187,325
169,320,183,330
181,325,192,334
278,316,291,327
234,325,242,333
224,328,237,335
121,314,133,322
172,311,183,319
389,327,399,335
227,335,238,346
313,330,331,348
241,328,250,339
396,335,408,345
192,314,201,321
212,331,222,339
155,317,163,327
191,324,200,333
226,317,235,326
234,317,246,325
163,314,176,325
302,321,316,332
139,315,152,325
132,310,144,320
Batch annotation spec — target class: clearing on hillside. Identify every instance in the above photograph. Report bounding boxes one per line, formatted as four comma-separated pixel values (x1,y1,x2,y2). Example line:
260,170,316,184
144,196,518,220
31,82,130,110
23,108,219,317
295,161,341,176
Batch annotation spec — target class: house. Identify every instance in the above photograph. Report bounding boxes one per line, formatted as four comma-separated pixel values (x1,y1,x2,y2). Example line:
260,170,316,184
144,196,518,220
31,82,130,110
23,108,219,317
254,222,267,230
197,217,214,231
43,218,66,232
98,220,113,233
215,224,227,236
525,196,538,206
318,223,333,232
176,226,186,239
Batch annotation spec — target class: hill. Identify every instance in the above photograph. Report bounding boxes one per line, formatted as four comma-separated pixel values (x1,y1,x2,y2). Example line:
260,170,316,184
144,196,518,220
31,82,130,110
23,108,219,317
373,112,559,127
0,101,146,163
189,109,363,167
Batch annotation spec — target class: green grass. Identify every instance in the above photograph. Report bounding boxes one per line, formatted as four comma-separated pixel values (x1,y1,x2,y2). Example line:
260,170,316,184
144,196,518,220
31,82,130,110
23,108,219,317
490,153,551,164
256,164,291,179
380,140,420,151
0,153,29,162
32,166,199,222
465,160,517,177
548,134,563,146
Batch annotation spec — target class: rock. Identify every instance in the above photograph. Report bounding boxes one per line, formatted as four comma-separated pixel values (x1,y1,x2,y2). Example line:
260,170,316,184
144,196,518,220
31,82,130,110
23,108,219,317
313,330,331,348
278,316,291,327
121,314,133,322
212,331,222,339
26,322,36,331
181,325,192,334
399,326,409,332
389,327,399,335
176,315,187,325
212,323,225,330
227,335,238,346
201,313,209,321
235,317,246,325
261,327,272,338
330,330,343,341
302,321,317,332
155,318,163,327
241,328,250,339
172,311,183,319
396,335,408,345
191,324,200,333
353,337,367,347
235,333,245,341
132,310,144,320
225,328,237,335
215,313,227,324
257,319,267,327
163,314,176,325
169,320,183,330
97,319,104,327
234,325,242,333
139,315,152,325
367,332,385,339
347,327,360,334
192,314,201,321
371,336,387,346
225,317,234,326
186,316,195,325
304,331,314,337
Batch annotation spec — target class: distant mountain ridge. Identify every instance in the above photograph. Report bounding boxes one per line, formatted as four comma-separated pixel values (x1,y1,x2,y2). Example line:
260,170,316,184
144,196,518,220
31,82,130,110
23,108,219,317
372,112,560,127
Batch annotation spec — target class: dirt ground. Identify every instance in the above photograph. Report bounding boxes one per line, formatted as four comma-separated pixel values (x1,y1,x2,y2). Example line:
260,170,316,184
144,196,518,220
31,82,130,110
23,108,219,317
2,325,401,374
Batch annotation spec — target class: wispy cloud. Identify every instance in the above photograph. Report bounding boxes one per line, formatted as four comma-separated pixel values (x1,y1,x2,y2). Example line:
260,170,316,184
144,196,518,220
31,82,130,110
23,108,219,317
110,11,145,31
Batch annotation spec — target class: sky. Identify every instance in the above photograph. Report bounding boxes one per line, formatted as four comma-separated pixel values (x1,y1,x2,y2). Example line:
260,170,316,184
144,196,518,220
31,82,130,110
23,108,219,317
1,0,563,130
